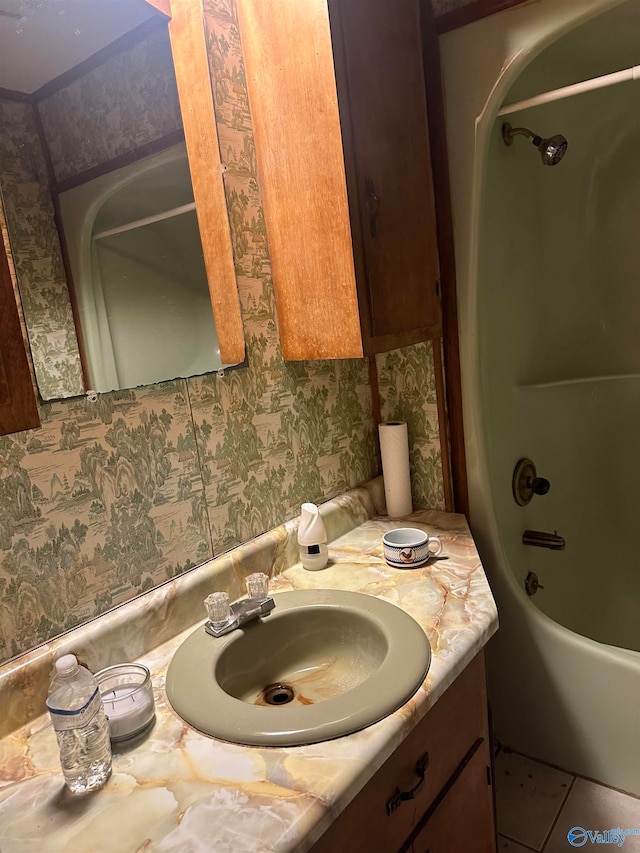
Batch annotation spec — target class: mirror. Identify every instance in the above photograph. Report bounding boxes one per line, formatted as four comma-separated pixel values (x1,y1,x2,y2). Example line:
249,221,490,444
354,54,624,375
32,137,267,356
57,141,231,392
0,0,243,400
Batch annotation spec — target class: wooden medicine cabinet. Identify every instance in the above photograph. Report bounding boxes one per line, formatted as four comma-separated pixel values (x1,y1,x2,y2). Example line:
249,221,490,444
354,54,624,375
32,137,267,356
237,0,441,360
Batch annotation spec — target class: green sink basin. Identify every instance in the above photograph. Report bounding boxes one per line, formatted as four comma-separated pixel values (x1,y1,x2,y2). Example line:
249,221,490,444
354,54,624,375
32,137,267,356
166,589,431,746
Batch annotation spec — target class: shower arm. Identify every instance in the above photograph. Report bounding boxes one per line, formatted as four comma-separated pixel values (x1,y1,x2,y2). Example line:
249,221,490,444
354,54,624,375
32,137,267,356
502,125,542,147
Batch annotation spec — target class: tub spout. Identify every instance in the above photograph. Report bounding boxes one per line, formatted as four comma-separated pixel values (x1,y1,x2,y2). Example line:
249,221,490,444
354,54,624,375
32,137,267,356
523,529,565,550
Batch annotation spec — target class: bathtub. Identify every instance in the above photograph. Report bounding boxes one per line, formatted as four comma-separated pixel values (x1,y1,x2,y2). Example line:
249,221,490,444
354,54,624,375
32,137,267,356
440,0,640,794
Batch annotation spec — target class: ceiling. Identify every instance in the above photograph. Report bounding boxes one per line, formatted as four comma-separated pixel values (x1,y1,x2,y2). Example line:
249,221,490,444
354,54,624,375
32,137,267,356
0,0,156,94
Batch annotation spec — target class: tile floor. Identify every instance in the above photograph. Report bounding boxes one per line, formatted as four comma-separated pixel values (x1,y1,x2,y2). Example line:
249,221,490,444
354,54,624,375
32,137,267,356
496,750,640,852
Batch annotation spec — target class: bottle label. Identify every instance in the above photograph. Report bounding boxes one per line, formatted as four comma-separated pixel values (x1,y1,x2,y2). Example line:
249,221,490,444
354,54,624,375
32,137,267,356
47,686,103,732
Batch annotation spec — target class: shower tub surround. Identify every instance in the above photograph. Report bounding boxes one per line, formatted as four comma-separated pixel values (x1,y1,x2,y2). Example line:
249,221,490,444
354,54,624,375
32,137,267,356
0,478,498,852
440,0,640,795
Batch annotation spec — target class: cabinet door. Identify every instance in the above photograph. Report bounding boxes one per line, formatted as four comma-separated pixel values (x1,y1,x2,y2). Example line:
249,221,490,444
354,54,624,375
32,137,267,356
407,740,495,853
330,0,441,352
236,0,364,361
310,654,489,853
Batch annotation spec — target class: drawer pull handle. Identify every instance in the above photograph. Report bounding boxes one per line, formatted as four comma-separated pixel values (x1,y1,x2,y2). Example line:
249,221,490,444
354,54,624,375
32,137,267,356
386,752,430,816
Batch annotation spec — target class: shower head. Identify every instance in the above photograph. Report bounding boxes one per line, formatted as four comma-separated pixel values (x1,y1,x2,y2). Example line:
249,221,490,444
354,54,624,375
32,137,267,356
502,122,568,166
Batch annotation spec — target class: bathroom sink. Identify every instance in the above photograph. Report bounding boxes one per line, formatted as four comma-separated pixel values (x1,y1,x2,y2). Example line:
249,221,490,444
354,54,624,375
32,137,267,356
165,589,431,746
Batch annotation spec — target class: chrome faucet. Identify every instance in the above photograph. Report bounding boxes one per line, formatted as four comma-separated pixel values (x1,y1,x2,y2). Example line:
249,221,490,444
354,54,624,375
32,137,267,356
522,530,566,551
204,596,275,637
203,572,275,638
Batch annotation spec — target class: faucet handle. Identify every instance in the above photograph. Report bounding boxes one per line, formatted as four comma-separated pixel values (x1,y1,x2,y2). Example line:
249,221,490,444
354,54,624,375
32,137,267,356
513,458,551,505
204,591,230,629
245,572,269,599
530,476,550,496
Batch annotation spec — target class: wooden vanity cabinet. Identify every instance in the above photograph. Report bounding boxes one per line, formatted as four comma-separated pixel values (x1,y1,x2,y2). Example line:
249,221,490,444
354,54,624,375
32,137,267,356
406,740,495,852
236,0,441,361
309,652,495,853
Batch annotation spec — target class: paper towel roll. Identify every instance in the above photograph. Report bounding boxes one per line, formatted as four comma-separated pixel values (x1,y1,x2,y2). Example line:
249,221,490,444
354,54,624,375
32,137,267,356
378,421,412,518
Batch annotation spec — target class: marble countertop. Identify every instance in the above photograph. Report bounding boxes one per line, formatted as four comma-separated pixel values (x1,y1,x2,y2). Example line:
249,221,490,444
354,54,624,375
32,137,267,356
0,484,498,853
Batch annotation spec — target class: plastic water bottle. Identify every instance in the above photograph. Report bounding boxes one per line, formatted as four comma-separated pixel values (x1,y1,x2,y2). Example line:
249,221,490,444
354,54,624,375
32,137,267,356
46,654,112,794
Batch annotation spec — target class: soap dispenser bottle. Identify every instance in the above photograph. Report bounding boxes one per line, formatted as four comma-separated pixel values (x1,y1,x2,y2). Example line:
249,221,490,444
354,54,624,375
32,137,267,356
298,502,328,571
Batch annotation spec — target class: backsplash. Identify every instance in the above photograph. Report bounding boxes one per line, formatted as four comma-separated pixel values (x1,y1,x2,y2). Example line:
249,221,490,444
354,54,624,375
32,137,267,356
0,0,444,665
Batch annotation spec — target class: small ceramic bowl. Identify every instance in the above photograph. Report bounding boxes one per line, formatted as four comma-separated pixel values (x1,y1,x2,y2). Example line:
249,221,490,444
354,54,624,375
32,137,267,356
382,527,442,568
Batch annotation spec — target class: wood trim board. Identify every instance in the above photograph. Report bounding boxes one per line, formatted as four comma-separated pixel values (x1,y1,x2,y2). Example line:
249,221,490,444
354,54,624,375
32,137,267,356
51,129,186,195
0,239,40,436
421,0,469,515
435,0,533,34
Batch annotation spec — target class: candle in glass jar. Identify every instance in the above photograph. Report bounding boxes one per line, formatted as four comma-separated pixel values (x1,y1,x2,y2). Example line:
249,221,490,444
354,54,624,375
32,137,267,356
96,664,155,742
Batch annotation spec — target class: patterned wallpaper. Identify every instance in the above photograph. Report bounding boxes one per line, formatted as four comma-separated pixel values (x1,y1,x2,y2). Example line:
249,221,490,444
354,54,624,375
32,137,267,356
0,383,208,662
0,100,84,400
38,25,182,185
0,0,444,664
377,341,445,511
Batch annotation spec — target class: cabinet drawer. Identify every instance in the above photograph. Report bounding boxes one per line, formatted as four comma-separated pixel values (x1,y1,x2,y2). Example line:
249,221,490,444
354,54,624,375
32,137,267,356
406,738,495,853
310,652,488,853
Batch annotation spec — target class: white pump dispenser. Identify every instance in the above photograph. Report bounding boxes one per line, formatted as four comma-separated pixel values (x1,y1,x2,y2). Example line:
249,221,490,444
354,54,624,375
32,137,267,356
298,502,328,571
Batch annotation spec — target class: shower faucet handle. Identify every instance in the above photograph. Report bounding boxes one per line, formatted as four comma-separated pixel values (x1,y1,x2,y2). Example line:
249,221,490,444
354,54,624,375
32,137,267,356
512,458,551,505
531,476,550,496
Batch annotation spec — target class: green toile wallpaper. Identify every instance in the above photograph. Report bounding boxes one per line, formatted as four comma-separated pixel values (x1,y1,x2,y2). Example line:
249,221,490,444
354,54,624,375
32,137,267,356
0,99,84,401
37,24,182,185
377,341,445,512
0,0,444,665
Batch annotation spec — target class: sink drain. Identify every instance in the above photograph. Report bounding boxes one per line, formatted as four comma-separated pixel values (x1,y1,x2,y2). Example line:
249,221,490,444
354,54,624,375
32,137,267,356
261,683,295,705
